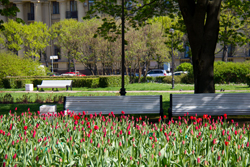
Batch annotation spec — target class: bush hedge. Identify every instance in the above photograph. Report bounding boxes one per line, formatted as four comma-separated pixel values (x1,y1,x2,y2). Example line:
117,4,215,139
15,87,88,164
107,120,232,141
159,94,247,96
2,75,129,88
246,74,250,87
99,75,129,87
175,61,250,84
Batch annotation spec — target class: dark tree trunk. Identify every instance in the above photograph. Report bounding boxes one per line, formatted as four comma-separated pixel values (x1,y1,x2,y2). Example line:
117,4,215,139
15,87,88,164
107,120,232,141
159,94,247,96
222,45,228,62
178,0,222,93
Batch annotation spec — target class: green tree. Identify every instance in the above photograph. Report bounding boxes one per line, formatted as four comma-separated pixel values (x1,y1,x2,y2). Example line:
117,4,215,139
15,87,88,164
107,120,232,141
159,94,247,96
0,19,24,53
23,22,50,60
0,0,20,30
50,19,83,72
85,0,250,93
0,51,47,80
218,0,250,62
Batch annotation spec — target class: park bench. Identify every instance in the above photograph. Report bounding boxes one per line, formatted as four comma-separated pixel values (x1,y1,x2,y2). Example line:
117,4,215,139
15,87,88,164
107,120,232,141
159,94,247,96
37,80,72,91
168,93,250,119
63,95,163,117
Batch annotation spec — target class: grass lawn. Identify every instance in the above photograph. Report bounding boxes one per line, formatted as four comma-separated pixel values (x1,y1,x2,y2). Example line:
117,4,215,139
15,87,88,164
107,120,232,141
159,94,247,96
0,83,249,91
1,90,250,119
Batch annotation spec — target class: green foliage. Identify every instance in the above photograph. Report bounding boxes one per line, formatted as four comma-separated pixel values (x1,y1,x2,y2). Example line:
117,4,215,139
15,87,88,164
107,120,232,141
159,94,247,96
2,76,130,88
0,19,23,51
0,1,20,30
246,74,250,87
99,75,129,87
214,61,250,84
71,78,99,88
0,52,48,87
23,21,51,59
175,62,193,72
163,76,182,84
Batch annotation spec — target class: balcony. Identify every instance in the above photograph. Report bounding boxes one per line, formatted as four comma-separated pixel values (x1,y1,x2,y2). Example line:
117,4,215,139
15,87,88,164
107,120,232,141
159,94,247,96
28,13,34,20
66,11,78,19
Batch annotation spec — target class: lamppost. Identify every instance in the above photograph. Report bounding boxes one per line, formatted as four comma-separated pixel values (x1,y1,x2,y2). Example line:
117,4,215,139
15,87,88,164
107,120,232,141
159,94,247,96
119,0,126,96
169,28,174,89
50,55,58,73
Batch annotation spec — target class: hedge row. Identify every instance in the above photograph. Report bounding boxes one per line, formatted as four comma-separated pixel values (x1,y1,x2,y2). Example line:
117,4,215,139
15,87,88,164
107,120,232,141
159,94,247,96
133,75,190,84
176,61,250,84
1,76,129,88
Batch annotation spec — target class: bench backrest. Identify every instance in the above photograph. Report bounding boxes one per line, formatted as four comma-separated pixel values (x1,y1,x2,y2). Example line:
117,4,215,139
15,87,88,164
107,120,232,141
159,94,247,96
170,93,250,116
41,80,72,86
64,95,162,115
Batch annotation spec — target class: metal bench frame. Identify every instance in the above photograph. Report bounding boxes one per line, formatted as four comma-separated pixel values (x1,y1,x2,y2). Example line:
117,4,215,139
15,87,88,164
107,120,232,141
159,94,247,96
63,95,164,117
168,93,250,119
37,80,72,91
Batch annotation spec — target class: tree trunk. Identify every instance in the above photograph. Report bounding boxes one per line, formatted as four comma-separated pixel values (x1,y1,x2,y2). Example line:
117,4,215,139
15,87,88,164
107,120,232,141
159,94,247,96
222,45,228,62
178,0,222,93
222,25,228,62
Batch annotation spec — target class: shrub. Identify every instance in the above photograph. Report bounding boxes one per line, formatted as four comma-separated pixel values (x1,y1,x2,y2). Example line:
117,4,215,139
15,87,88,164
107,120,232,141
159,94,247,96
175,62,193,72
99,75,129,87
214,61,250,84
0,52,48,88
246,74,250,87
162,76,182,84
72,78,99,88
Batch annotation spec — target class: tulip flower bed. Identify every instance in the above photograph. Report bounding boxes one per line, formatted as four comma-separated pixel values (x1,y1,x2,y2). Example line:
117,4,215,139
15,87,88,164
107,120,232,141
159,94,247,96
1,110,250,167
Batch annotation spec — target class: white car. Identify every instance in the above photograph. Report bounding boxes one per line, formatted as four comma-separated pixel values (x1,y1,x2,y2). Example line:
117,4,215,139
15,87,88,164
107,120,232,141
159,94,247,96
174,71,188,76
146,69,171,77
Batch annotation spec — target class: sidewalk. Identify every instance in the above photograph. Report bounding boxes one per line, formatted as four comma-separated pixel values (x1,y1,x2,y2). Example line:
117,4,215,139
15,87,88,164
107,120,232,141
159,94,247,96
0,90,248,93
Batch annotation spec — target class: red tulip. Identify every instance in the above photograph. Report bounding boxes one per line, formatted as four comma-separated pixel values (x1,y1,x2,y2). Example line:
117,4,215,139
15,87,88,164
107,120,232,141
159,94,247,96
235,130,238,135
24,126,28,130
13,153,17,159
197,157,201,163
121,111,125,114
225,141,229,146
94,125,99,130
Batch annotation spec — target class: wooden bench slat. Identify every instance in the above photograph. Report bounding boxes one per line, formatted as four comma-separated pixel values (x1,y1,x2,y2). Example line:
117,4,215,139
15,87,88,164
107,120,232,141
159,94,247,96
64,95,163,116
169,93,250,119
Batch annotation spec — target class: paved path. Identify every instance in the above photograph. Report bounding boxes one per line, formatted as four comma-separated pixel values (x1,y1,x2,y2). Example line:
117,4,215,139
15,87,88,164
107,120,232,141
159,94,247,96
0,90,248,93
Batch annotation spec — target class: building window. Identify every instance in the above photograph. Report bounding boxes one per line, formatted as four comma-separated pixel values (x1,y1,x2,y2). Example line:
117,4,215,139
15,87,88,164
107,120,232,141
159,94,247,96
53,2,59,14
53,64,58,69
88,0,94,10
54,46,61,62
184,42,190,58
30,3,34,13
228,44,235,57
70,0,77,11
28,3,34,20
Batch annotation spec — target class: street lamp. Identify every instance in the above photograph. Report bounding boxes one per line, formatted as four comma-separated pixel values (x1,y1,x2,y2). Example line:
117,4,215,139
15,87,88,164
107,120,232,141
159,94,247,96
119,0,126,96
50,55,58,73
169,28,174,89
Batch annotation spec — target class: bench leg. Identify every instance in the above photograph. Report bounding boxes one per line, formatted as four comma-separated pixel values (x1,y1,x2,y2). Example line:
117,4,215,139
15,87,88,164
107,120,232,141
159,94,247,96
66,86,68,91
168,108,172,121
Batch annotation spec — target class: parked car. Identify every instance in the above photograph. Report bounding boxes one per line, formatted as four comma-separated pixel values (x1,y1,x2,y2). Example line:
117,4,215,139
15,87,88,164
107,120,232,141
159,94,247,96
146,69,171,77
174,71,188,76
47,72,60,76
61,72,86,76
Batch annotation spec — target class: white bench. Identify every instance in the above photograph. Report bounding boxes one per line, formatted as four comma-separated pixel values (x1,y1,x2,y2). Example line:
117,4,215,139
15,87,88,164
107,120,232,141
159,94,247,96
168,93,250,119
63,95,163,117
37,80,72,91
